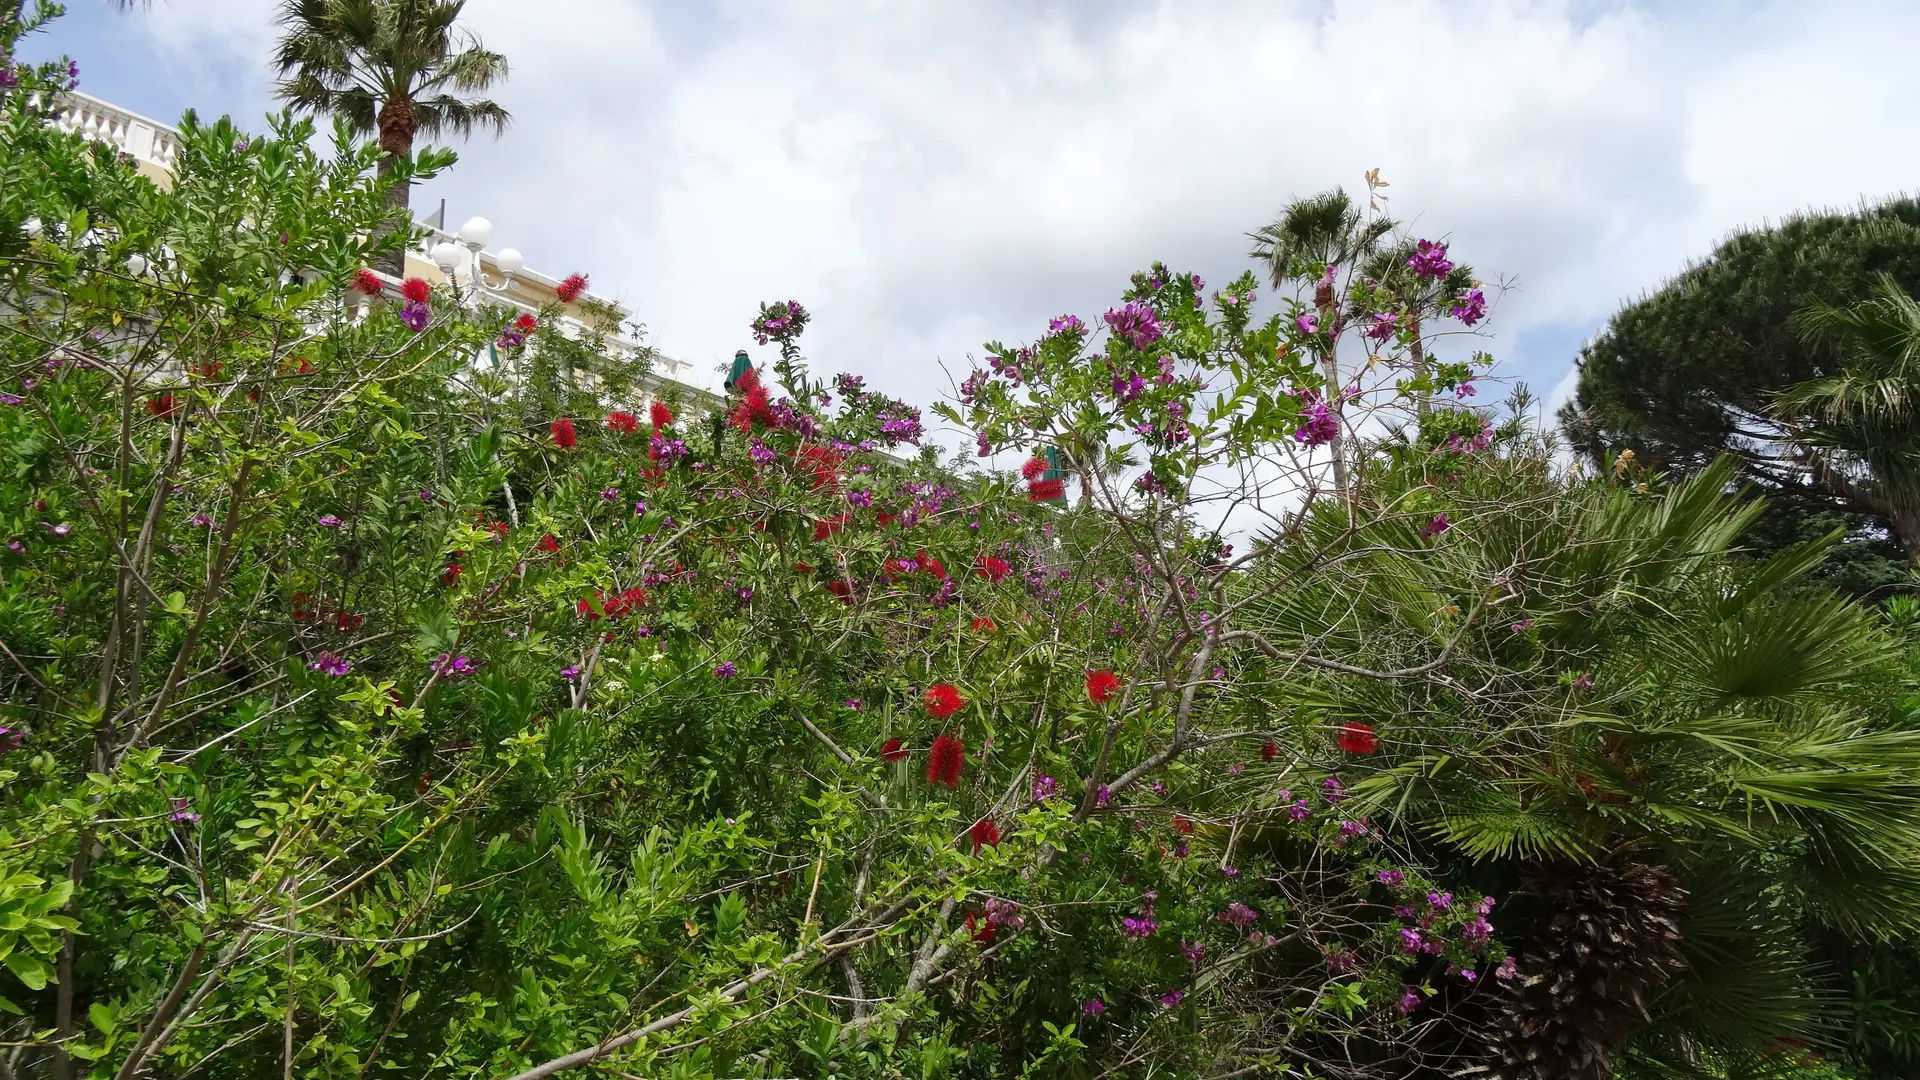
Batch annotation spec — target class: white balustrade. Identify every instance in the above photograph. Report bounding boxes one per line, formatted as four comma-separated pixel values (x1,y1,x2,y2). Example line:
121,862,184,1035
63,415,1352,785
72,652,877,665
48,91,179,172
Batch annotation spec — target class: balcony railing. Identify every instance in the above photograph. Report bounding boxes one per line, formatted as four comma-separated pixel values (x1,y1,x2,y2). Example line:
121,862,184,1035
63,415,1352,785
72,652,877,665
50,91,180,172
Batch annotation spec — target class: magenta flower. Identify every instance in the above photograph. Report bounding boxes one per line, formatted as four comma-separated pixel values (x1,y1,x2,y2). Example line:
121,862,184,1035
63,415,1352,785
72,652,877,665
169,797,200,823
847,489,873,509
318,514,343,528
1121,915,1158,938
432,653,476,677
308,652,352,676
1102,303,1163,350
0,726,25,753
1421,513,1452,539
1365,311,1398,342
1408,239,1453,280
1159,989,1184,1007
1181,940,1205,964
714,661,737,679
1295,312,1320,335
1378,869,1405,887
1451,287,1488,326
1400,928,1424,955
1032,775,1058,801
1081,998,1106,1016
1574,672,1595,690
1510,620,1534,633
1218,902,1258,929
561,664,582,681
400,301,430,332
1397,987,1421,1015
1496,956,1519,980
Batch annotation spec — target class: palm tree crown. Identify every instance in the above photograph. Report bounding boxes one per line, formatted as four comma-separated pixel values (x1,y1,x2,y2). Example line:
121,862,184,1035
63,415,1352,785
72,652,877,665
273,0,509,265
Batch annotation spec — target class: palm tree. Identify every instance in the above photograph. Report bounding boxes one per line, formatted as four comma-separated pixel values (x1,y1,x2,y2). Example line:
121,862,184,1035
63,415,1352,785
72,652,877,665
1247,190,1395,494
1236,453,1920,1079
272,0,510,274
1777,273,1920,560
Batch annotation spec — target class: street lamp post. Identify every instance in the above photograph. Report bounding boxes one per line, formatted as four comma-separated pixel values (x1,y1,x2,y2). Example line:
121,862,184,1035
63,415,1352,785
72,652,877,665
429,215,524,307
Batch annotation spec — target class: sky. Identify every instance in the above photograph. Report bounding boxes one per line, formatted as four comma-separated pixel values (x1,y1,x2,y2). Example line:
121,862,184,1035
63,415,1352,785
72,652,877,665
28,0,1920,442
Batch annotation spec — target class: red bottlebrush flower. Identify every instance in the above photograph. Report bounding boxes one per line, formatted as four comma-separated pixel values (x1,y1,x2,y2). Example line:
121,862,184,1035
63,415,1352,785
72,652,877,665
148,394,180,418
1028,477,1067,502
876,512,897,528
400,277,432,303
1337,722,1380,755
794,561,814,574
440,562,463,586
555,272,589,304
577,592,606,621
538,534,560,553
972,617,997,632
925,683,965,721
927,731,966,786
604,586,648,618
813,514,850,541
827,579,854,603
1261,738,1279,762
883,559,913,581
1086,670,1121,705
964,910,997,944
291,592,317,622
606,411,640,434
193,361,224,380
970,818,1002,851
881,737,908,762
1173,816,1195,835
514,313,538,332
915,549,948,579
417,772,433,795
352,268,383,295
281,355,314,375
333,612,364,633
487,520,510,541
974,555,1011,582
649,400,673,429
550,418,578,448
1020,456,1049,481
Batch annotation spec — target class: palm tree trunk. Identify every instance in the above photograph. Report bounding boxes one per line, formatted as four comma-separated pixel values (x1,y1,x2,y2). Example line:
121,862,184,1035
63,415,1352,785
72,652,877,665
1409,309,1428,417
373,99,416,278
1891,504,1920,564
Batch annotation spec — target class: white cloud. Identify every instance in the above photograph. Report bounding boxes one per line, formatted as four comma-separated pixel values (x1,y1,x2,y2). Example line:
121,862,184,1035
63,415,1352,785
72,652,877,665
103,0,1920,435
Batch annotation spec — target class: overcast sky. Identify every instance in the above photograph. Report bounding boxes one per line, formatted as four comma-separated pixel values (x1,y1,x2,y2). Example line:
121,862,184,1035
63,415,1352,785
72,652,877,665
30,0,1920,435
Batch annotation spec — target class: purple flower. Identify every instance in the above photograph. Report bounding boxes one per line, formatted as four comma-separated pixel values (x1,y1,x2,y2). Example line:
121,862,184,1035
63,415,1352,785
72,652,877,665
40,522,70,538
318,514,343,528
1096,786,1111,808
400,301,430,332
1295,312,1320,335
1323,776,1346,803
649,435,689,461
1408,239,1453,280
308,651,352,676
1081,998,1106,1016
1476,895,1497,915
169,797,199,823
433,653,476,678
1510,620,1534,633
1400,928,1424,955
975,430,993,457
847,489,873,509
1326,949,1358,973
1339,819,1366,839
1496,956,1518,981
714,661,737,679
1451,288,1488,327
1102,303,1162,350
419,490,435,502
1427,891,1453,912
1574,672,1595,690
844,698,863,711
1462,916,1495,947
1460,968,1479,984
1365,311,1398,342
1121,915,1158,938
1182,940,1206,964
0,726,25,753
0,393,20,405
749,439,776,465
1049,313,1087,337
1285,801,1311,823
562,664,582,681
1397,987,1421,1015
1422,513,1452,539
1033,775,1058,802
1292,391,1339,447
1218,902,1258,929
1377,869,1405,887
1159,989,1184,1007
633,500,649,516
